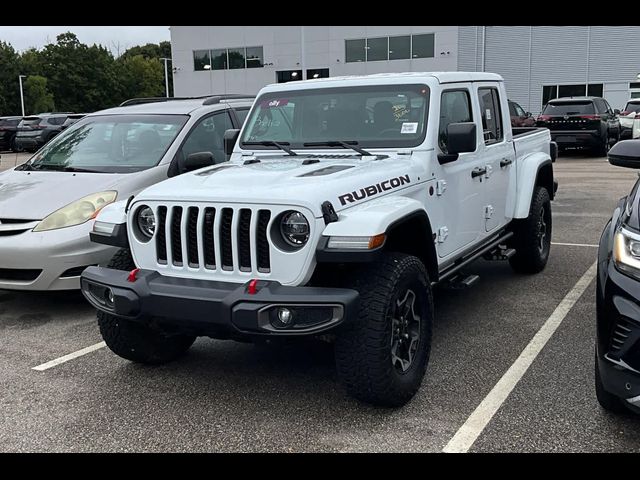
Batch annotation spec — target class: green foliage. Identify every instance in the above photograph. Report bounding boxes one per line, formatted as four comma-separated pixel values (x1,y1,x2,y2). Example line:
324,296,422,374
0,32,172,115
24,76,55,114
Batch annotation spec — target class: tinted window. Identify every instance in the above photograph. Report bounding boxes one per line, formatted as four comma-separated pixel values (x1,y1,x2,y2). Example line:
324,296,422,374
366,37,388,62
246,46,264,69
558,84,587,97
307,68,329,79
588,84,604,97
241,84,430,149
211,49,227,70
193,50,211,71
234,108,250,125
624,102,640,114
478,88,503,144
594,99,608,114
345,39,366,63
228,48,245,69
180,111,232,164
542,102,595,115
543,85,558,106
28,114,188,173
439,90,473,153
389,36,411,60
412,34,435,59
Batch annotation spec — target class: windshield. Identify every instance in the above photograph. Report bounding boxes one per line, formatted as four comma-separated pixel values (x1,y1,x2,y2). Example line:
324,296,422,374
240,84,430,150
26,114,188,173
624,103,640,114
542,101,594,115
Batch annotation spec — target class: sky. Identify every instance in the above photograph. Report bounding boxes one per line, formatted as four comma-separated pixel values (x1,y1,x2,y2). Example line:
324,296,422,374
0,26,170,54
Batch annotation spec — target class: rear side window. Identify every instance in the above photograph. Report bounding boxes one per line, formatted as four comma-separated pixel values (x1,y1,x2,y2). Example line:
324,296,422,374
542,102,595,115
594,99,608,114
22,118,42,127
439,90,473,153
478,88,504,145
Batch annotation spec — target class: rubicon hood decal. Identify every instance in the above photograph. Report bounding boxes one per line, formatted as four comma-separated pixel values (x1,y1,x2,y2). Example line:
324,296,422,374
338,175,411,206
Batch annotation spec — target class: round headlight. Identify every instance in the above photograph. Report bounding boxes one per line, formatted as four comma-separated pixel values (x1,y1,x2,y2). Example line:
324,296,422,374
280,211,310,247
136,206,156,239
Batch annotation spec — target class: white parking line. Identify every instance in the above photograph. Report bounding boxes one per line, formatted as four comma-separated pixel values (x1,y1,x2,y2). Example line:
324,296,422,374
552,242,598,248
32,342,106,371
442,261,597,453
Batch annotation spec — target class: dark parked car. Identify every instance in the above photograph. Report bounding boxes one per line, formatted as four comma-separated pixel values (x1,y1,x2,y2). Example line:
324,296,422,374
620,100,640,140
508,100,535,127
14,113,70,152
0,116,22,152
537,97,621,156
596,139,640,415
60,113,87,131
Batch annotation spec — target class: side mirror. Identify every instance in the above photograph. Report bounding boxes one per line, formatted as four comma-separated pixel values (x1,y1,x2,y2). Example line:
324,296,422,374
526,112,532,117
438,123,477,165
614,109,621,115
178,152,215,174
608,140,640,169
224,129,241,156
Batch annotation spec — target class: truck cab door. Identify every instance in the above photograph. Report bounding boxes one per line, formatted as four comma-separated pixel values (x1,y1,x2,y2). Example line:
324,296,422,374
475,85,515,233
435,86,486,258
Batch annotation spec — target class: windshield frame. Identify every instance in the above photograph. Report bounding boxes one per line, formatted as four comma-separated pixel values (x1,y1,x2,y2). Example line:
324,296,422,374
240,83,431,151
25,113,190,174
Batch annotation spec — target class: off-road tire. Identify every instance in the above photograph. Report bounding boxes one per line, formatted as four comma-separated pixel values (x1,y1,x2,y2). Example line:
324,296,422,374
595,351,628,414
335,253,433,407
509,186,552,274
97,248,196,365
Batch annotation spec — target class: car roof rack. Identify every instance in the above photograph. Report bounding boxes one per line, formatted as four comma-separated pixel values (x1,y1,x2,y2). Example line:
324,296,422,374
119,94,255,108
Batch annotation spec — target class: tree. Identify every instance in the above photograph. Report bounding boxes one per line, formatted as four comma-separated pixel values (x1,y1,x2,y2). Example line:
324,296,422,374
23,76,55,114
117,55,164,99
0,41,21,115
120,41,173,96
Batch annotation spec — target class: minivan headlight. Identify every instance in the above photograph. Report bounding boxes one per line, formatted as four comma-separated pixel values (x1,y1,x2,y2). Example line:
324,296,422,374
613,226,640,280
33,191,117,232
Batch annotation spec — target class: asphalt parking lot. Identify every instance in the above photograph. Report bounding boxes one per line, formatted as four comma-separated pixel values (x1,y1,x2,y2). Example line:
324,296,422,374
1,150,639,452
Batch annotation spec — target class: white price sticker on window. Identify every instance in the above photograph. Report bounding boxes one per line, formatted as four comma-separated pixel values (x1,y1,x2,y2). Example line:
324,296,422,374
486,109,492,120
401,122,418,134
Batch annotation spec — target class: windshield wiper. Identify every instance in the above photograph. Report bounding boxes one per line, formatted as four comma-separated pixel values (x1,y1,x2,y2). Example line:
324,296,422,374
243,141,298,156
303,141,373,157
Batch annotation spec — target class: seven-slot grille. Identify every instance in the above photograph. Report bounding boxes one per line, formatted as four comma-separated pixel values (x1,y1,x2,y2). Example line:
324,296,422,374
154,205,272,274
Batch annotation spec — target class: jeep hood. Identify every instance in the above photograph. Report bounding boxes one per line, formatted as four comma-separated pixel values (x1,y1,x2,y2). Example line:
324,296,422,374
135,155,426,218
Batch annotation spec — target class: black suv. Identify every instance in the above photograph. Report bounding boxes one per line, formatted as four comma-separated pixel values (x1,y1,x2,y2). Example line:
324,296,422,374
537,97,621,156
0,116,23,152
14,113,71,152
596,139,640,415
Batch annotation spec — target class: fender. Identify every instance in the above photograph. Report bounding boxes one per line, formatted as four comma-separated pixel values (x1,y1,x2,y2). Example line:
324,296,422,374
89,200,129,248
513,153,554,219
316,196,439,280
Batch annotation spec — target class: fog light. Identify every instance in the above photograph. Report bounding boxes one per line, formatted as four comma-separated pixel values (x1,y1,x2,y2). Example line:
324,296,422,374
277,307,293,326
104,288,114,308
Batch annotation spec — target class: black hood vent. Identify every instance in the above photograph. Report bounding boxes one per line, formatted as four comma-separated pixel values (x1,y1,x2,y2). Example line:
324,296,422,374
298,165,355,177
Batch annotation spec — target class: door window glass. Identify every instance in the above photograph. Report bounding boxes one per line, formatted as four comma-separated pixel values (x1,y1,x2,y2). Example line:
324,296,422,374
439,90,473,153
180,111,233,164
478,88,504,145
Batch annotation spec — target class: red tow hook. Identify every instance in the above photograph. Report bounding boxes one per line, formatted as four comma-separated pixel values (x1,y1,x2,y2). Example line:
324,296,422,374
127,268,140,283
247,279,259,295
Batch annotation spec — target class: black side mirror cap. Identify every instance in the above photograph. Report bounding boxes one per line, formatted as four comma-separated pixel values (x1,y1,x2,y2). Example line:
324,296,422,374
614,109,621,115
446,122,477,155
608,140,640,169
224,129,241,156
178,151,215,174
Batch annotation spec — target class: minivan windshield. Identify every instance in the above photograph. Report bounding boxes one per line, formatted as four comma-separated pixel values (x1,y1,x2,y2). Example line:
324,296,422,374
542,101,595,115
240,84,430,150
24,114,188,173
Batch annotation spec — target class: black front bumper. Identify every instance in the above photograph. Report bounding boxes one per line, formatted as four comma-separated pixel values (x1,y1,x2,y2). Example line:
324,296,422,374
596,259,640,406
81,266,359,337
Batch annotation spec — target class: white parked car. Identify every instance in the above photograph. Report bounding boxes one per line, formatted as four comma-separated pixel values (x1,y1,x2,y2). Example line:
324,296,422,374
82,72,557,407
620,99,640,140
0,95,253,290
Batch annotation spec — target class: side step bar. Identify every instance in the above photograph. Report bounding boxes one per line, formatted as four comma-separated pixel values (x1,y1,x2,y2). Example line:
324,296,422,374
436,231,514,285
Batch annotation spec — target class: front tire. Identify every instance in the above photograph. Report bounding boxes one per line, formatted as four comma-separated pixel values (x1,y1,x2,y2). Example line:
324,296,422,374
97,248,196,365
335,253,433,407
509,186,552,274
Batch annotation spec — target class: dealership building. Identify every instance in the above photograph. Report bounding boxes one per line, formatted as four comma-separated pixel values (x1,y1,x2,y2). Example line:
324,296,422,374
169,26,640,113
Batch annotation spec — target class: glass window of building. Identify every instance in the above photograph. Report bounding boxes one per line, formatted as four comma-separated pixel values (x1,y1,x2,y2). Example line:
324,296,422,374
345,39,366,63
246,46,264,68
558,84,587,98
228,47,246,69
193,50,211,71
389,36,411,60
366,37,388,62
587,84,604,97
307,68,330,79
211,49,228,70
412,34,435,59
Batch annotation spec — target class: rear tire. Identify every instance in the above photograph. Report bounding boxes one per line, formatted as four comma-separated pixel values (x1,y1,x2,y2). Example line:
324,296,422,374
334,253,433,407
509,186,552,274
595,351,628,414
596,132,610,157
97,248,196,365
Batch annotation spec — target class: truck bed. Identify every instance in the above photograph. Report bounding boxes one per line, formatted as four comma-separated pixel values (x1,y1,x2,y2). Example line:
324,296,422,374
513,127,552,160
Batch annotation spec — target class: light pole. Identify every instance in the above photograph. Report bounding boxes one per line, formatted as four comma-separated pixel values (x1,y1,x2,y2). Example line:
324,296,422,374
160,58,171,97
18,75,26,116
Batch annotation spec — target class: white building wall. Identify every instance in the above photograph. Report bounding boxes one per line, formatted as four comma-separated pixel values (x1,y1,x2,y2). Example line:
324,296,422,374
170,26,459,97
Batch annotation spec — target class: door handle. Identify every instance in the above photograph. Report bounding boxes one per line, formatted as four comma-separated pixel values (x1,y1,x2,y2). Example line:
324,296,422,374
471,167,487,178
500,158,513,168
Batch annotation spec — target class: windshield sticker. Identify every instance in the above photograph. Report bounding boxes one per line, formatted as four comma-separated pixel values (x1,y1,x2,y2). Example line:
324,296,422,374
260,99,289,109
401,122,418,134
486,109,492,121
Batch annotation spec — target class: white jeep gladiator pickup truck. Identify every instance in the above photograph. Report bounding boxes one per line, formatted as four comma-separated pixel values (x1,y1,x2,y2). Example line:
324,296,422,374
81,72,557,407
